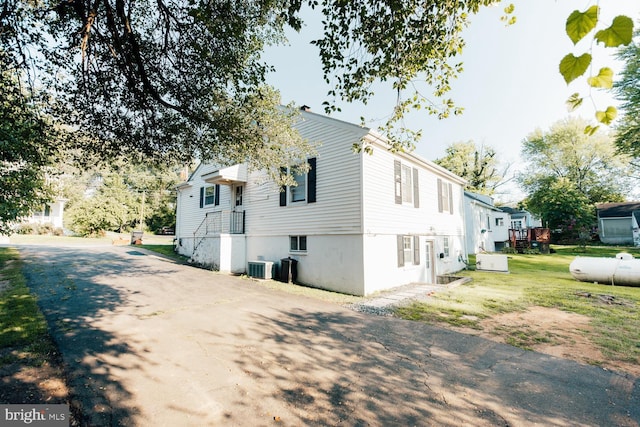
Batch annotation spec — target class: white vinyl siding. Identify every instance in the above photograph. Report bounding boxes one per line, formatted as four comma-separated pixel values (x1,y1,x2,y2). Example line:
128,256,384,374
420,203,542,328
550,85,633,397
175,164,235,254
176,112,468,295
244,114,367,236
363,148,464,237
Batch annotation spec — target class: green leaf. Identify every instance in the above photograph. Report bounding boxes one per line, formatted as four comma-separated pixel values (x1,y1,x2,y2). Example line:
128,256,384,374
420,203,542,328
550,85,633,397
584,125,599,136
504,4,515,14
559,53,591,84
595,106,617,125
587,67,614,89
565,93,583,112
595,15,634,47
566,6,599,45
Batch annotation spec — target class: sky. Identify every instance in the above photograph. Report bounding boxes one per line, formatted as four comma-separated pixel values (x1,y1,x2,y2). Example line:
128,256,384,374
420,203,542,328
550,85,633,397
263,1,640,202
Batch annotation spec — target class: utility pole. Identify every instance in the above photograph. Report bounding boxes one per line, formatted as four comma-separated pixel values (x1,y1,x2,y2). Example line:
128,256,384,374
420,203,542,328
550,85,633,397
139,190,145,231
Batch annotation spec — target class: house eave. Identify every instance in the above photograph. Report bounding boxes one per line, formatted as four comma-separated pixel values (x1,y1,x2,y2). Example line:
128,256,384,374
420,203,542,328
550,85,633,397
202,165,248,185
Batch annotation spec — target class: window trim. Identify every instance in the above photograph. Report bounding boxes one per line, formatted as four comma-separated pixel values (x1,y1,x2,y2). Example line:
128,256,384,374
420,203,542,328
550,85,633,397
443,237,450,258
290,235,307,252
397,235,420,267
280,158,316,206
437,179,453,214
204,186,216,206
401,164,413,204
394,160,419,208
289,168,307,203
199,184,220,208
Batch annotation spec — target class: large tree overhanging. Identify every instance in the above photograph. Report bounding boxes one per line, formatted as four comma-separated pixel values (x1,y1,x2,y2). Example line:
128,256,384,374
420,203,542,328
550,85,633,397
613,26,640,160
1,0,498,171
0,57,58,234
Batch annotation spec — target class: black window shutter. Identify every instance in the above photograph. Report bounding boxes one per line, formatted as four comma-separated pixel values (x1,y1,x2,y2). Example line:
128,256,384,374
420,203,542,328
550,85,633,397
412,168,419,208
448,183,453,214
437,179,443,212
397,235,404,267
307,157,316,203
214,184,220,206
413,236,420,265
279,167,287,206
199,187,204,209
394,160,402,204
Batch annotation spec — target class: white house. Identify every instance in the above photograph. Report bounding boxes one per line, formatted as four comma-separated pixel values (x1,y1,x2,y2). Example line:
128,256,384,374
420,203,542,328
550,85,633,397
499,206,542,230
175,110,467,296
463,191,510,254
23,198,67,229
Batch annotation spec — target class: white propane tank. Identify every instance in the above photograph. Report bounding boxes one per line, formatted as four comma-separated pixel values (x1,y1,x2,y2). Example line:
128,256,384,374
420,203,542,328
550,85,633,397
569,253,640,286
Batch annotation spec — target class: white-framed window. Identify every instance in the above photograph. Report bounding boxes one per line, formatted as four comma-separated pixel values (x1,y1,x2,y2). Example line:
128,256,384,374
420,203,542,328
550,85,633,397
496,217,504,227
443,237,450,257
397,235,420,267
394,160,419,208
438,179,453,214
280,158,317,207
290,235,307,252
204,186,216,206
401,165,412,204
511,220,523,230
403,236,413,264
290,168,307,203
200,185,219,208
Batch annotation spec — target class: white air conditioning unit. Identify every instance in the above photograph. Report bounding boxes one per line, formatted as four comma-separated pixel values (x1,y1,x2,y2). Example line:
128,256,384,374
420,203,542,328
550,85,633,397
476,254,509,272
247,261,274,279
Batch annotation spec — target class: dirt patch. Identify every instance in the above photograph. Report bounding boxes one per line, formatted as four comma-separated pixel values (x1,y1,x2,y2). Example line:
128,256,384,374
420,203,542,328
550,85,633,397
455,306,640,377
0,349,69,405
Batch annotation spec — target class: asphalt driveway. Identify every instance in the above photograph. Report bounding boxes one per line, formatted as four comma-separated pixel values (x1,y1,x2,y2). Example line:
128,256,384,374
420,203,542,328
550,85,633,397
17,243,640,426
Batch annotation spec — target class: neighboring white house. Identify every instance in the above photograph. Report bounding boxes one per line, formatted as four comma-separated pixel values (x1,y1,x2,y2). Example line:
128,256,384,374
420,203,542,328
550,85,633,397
175,109,467,296
23,198,67,229
596,202,640,246
499,206,542,231
463,191,510,254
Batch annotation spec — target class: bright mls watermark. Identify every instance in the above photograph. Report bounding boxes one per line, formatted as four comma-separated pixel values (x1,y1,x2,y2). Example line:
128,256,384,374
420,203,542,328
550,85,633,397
1,405,68,426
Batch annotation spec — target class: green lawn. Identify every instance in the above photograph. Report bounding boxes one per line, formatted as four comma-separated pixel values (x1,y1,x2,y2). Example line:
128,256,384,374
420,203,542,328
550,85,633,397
395,245,640,365
0,247,57,367
138,244,190,263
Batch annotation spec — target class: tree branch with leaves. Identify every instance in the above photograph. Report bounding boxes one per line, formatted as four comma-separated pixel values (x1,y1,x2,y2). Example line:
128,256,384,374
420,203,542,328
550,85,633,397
560,2,634,133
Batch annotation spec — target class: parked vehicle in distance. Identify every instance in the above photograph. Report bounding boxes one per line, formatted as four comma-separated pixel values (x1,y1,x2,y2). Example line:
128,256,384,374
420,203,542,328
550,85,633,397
157,226,175,235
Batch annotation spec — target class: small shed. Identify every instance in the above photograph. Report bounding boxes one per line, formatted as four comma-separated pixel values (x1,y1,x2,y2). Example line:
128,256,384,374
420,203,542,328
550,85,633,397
596,202,640,246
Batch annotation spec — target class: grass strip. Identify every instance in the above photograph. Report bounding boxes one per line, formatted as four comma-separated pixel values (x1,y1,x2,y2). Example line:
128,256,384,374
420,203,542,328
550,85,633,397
0,247,57,367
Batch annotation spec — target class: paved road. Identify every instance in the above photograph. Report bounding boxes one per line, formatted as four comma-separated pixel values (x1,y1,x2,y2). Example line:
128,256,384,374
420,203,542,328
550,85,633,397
17,244,640,426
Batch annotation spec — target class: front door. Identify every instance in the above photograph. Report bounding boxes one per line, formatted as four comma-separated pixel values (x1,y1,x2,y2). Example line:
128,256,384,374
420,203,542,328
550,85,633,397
425,241,435,283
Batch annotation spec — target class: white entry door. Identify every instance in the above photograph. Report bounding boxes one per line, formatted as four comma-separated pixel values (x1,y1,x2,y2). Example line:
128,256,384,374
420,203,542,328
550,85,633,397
425,241,435,283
